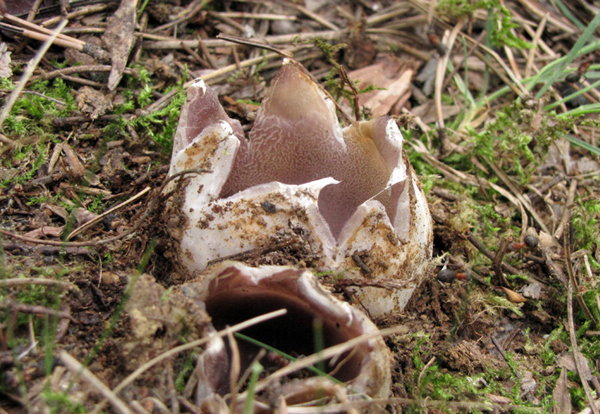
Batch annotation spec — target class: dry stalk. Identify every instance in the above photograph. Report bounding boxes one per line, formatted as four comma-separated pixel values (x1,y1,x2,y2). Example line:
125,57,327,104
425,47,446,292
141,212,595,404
525,14,548,78
565,229,600,414
434,19,466,130
142,30,346,50
226,328,241,414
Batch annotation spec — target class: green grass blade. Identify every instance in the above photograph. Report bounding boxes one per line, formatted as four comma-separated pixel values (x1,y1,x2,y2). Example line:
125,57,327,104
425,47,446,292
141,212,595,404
235,332,343,384
551,0,586,30
243,362,263,414
535,13,600,99
565,134,600,156
544,78,600,110
558,102,600,117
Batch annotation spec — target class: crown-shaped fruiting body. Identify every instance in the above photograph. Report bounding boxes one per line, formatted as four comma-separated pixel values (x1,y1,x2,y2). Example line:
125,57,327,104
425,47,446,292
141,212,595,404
168,59,433,317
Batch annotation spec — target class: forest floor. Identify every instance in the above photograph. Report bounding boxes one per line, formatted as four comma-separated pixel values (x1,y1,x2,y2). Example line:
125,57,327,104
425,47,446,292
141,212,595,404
1,0,600,413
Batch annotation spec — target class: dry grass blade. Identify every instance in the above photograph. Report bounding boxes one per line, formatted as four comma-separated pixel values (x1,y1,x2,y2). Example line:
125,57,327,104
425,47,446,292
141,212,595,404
58,350,132,414
525,13,548,78
67,187,151,240
434,19,466,130
91,309,287,413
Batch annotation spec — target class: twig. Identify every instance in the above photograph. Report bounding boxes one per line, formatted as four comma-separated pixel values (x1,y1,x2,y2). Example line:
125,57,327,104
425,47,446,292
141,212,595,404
442,31,485,91
129,401,150,414
198,37,218,69
216,33,294,58
56,73,107,88
554,179,578,241
491,335,508,361
166,359,179,414
181,41,209,67
512,0,577,34
215,12,297,21
0,278,77,291
503,45,521,81
176,397,201,414
493,238,511,286
41,3,113,27
365,5,411,26
0,19,68,131
565,224,597,325
1,242,91,255
0,133,15,146
416,356,436,388
26,0,45,22
59,350,133,414
147,0,205,33
2,13,84,47
465,232,525,278
0,21,81,50
35,65,139,81
485,158,549,234
3,299,77,322
227,328,241,414
142,30,346,50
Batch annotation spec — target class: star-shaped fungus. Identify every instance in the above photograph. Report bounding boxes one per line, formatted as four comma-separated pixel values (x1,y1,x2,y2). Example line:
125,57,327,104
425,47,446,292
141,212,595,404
168,59,432,317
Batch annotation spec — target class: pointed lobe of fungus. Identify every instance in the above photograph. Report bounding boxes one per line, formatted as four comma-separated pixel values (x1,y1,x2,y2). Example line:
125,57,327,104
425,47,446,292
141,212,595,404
168,60,433,317
216,60,401,238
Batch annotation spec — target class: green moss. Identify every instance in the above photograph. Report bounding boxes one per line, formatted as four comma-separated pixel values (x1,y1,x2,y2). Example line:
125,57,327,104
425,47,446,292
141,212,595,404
437,0,532,49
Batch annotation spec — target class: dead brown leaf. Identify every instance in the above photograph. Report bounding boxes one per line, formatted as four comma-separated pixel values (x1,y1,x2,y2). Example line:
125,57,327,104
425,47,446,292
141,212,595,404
501,287,528,303
61,143,85,180
75,86,113,120
0,43,12,78
348,55,413,117
553,369,571,414
23,226,64,239
102,0,139,90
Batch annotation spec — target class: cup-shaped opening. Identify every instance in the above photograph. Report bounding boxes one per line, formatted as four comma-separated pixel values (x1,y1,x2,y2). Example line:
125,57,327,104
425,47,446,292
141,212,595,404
196,265,383,395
